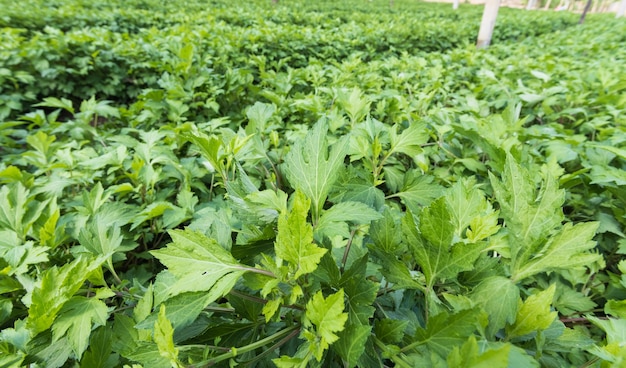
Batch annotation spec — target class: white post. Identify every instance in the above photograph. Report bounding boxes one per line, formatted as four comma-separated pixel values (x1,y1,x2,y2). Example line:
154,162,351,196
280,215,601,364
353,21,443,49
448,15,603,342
477,0,501,48
453,0,460,10
526,0,536,9
618,0,626,17
544,0,553,10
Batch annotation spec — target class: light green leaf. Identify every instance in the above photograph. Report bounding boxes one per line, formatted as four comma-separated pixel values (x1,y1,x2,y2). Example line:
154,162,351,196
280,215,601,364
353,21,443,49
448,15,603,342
131,202,176,230
134,284,153,324
0,240,49,276
419,197,454,248
125,342,171,368
315,201,382,240
338,87,370,123
588,316,626,345
136,291,213,330
466,209,500,242
154,305,180,367
305,289,348,361
447,336,510,368
78,216,123,274
28,256,101,334
0,182,50,240
151,229,248,301
489,154,564,271
389,122,429,157
513,222,601,282
52,296,109,358
246,102,276,134
275,191,327,280
470,276,519,339
33,97,75,114
404,198,484,287
0,353,24,368
506,284,557,339
392,172,443,211
605,300,626,319
283,120,349,220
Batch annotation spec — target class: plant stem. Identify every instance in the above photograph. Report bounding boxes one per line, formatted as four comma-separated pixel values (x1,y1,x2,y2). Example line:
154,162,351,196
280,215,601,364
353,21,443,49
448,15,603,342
240,326,301,365
229,290,268,304
373,337,413,368
238,266,276,278
192,324,300,367
228,290,305,311
340,227,358,273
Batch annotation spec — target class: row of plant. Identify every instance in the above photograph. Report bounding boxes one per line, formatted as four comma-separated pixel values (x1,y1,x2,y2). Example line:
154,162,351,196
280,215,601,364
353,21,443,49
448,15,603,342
1,0,626,366
0,0,583,121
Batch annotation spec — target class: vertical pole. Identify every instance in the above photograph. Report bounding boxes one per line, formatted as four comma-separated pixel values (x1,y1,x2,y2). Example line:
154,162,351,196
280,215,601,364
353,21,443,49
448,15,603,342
544,0,553,10
477,0,501,48
618,0,626,17
579,0,593,23
453,0,460,10
526,0,536,10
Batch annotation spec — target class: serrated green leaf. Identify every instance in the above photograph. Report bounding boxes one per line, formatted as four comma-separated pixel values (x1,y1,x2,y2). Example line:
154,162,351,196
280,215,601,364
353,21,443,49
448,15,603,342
151,229,248,301
0,353,24,368
392,172,443,211
389,122,429,157
34,97,75,114
338,87,370,123
374,319,408,344
283,119,349,220
588,316,626,345
154,304,180,367
305,289,348,361
0,182,50,240
130,201,176,230
513,222,601,282
470,276,519,339
31,335,74,368
275,191,327,280
369,208,404,255
506,284,557,339
315,201,382,240
411,308,484,357
246,101,276,134
78,215,124,274
605,300,626,319
136,291,213,330
447,336,510,368
134,284,153,324
489,154,564,269
404,199,484,287
52,296,109,358
0,240,49,276
369,248,424,290
28,256,101,334
273,355,309,368
125,342,171,368
419,197,455,248
80,326,118,368
335,324,371,368
112,314,139,357
339,255,378,324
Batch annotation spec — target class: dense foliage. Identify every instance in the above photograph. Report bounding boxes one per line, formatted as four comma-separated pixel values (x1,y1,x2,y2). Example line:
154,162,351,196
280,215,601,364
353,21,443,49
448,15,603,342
1,0,626,367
